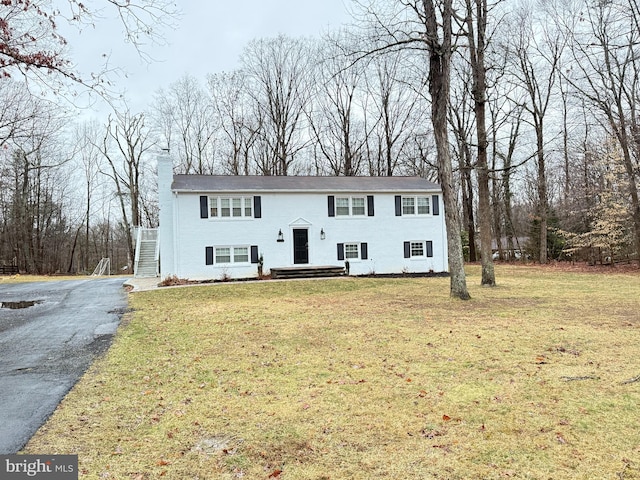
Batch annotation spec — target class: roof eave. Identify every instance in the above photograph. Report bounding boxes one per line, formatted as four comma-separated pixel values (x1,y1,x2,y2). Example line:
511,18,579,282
171,187,443,194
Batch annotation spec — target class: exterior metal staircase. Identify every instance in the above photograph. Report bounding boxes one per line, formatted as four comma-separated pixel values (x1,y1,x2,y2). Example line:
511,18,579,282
134,228,159,278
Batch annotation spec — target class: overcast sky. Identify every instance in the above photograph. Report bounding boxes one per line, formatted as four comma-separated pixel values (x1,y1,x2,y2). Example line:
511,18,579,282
68,0,353,116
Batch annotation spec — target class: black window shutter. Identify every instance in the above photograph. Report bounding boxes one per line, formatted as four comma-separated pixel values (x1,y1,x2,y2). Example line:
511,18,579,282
328,195,335,217
200,196,209,219
432,195,440,216
367,195,375,216
426,241,433,257
254,196,262,218
205,246,214,265
361,242,368,260
337,243,345,261
251,245,259,263
404,241,411,258
395,195,402,216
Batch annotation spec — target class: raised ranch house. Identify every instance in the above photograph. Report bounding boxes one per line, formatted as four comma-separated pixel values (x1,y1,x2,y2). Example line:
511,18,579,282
137,155,448,281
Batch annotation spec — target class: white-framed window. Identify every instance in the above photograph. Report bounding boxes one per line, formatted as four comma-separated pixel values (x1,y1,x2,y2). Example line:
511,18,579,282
338,242,369,262
209,196,253,218
352,197,366,216
402,196,415,215
402,196,430,215
215,246,250,264
410,241,425,257
233,246,249,263
336,197,350,216
215,247,231,263
345,243,360,259
417,196,430,214
336,196,367,216
404,240,433,259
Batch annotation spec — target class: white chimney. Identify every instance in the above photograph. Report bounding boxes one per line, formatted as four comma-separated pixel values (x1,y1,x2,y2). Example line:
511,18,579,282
157,153,175,278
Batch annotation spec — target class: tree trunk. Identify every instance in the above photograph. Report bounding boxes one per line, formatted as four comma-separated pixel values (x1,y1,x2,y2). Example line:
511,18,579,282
489,104,504,260
536,127,548,264
466,0,495,285
461,164,477,262
67,225,81,273
424,0,470,300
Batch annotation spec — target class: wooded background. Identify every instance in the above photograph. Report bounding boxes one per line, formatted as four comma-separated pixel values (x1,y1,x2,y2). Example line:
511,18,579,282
0,0,637,276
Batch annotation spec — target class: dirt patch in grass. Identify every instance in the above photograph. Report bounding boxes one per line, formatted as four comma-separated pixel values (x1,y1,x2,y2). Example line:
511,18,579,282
24,265,640,479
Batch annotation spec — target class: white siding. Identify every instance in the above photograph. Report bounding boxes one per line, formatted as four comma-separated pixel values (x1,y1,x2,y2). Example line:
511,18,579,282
162,187,448,281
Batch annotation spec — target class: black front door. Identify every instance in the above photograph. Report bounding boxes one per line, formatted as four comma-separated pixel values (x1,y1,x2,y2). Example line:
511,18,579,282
293,229,309,264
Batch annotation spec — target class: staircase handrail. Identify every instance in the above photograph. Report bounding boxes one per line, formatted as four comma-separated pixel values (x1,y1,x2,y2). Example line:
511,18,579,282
133,227,143,276
154,234,160,276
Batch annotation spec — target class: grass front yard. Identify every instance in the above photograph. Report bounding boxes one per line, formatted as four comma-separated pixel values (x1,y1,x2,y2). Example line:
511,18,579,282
24,265,640,479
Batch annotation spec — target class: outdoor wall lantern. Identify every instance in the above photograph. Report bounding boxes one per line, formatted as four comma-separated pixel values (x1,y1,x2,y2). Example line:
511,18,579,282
277,229,284,242
320,228,326,240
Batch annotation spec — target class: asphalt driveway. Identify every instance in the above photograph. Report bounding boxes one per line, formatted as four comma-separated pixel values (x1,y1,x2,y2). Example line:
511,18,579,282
0,277,127,453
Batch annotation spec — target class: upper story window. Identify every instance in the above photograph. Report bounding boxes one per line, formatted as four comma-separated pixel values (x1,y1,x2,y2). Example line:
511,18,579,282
402,196,430,215
210,196,253,218
336,197,350,216
352,197,366,215
328,195,374,217
336,196,367,216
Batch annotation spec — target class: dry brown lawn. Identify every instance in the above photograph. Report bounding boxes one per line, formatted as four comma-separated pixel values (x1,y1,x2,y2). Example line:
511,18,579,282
23,265,640,479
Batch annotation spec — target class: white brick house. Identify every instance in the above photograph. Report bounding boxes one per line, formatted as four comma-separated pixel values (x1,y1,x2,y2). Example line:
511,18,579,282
157,155,448,280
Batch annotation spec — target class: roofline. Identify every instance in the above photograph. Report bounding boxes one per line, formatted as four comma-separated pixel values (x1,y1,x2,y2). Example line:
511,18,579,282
170,175,442,194
171,187,443,194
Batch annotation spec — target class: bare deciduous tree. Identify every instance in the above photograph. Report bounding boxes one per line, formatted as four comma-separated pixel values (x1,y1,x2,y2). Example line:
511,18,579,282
308,33,368,176
461,0,496,284
208,70,262,175
450,61,478,262
423,0,471,298
242,35,314,175
0,0,178,95
363,52,424,176
152,75,217,174
563,0,640,262
0,91,69,273
352,0,470,298
506,2,564,263
71,120,103,272
98,111,154,269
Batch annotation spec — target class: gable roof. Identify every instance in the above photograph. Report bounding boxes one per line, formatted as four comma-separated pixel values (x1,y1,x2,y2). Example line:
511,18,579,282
171,175,441,193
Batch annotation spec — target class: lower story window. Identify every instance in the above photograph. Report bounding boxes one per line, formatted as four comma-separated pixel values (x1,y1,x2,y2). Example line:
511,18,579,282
337,242,368,261
345,243,360,259
233,246,249,263
404,240,433,258
215,247,231,263
215,246,250,264
411,241,424,257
